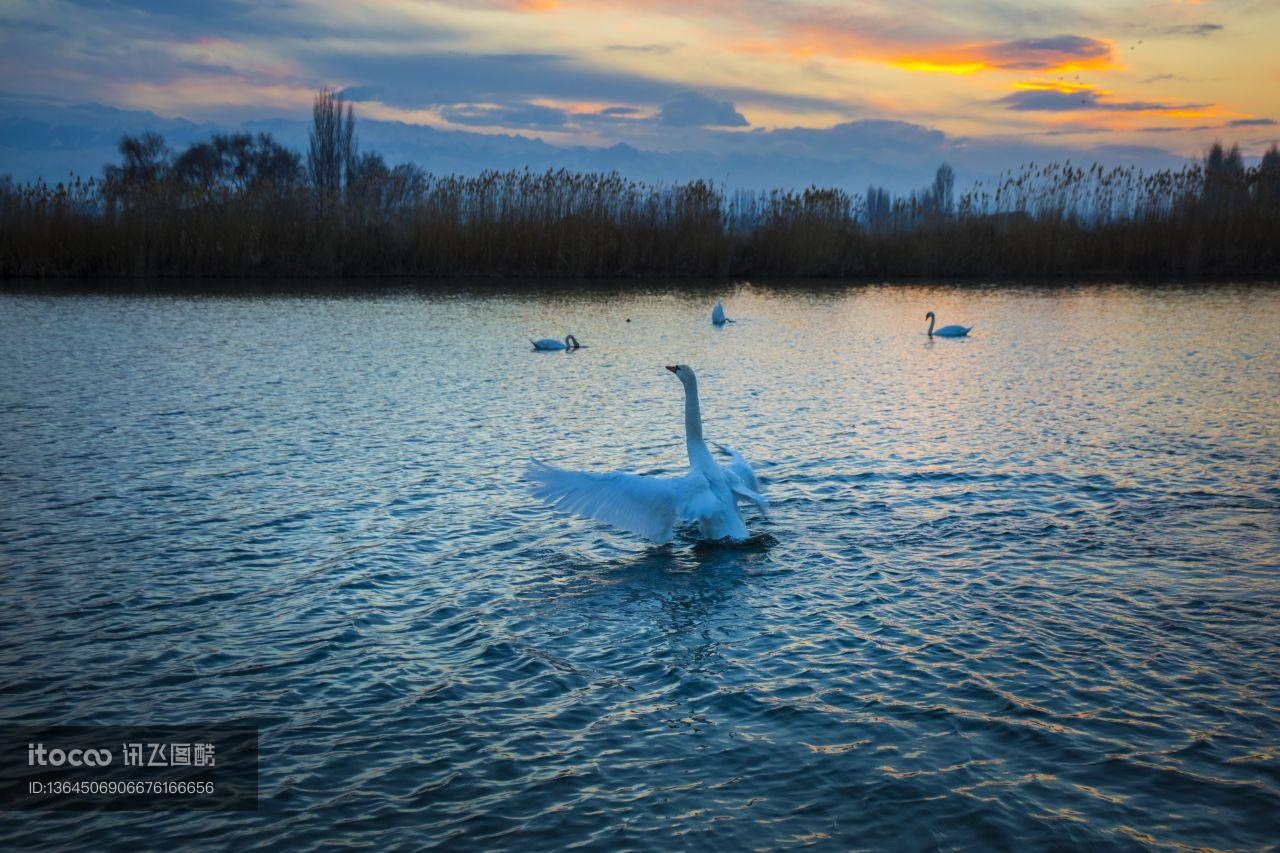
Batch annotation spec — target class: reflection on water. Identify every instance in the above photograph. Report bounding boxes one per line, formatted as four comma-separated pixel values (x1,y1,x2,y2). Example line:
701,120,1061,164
1,280,1278,850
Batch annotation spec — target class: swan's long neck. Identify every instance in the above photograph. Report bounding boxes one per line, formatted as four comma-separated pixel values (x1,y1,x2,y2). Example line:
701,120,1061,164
679,374,715,469
927,314,935,336
682,376,703,442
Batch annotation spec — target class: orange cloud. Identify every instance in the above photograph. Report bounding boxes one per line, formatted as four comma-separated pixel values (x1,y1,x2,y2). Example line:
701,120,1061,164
890,59,987,75
726,25,1114,76
888,36,1116,75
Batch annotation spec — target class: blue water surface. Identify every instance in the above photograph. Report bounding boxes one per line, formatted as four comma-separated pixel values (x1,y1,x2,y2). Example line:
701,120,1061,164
1,281,1278,850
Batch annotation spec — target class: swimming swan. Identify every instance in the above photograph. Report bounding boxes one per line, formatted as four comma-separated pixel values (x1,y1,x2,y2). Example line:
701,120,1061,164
925,312,971,338
532,335,581,350
711,302,730,325
525,365,767,543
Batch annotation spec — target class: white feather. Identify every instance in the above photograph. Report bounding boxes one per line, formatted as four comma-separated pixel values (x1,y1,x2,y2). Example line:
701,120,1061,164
716,442,760,492
716,443,768,516
526,461,688,544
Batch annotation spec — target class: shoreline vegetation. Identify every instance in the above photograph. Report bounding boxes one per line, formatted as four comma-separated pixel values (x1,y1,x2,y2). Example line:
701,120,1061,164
2,89,1278,280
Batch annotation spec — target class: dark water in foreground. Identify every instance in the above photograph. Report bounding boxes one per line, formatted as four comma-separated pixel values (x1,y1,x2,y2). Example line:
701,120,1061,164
1,281,1278,851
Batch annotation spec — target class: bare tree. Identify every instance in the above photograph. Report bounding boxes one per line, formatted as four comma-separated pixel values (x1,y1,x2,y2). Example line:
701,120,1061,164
1255,144,1280,211
1203,141,1245,217
932,163,955,218
866,185,891,232
307,87,357,213
105,132,170,187
175,132,302,194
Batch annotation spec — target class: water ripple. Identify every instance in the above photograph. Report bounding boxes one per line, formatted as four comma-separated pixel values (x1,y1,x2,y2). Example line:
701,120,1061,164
1,281,1278,850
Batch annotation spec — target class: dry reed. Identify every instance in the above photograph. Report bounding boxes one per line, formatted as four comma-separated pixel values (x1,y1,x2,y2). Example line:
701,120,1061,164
2,120,1277,279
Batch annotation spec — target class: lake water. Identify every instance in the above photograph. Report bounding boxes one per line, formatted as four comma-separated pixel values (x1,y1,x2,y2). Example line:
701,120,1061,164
1,281,1278,850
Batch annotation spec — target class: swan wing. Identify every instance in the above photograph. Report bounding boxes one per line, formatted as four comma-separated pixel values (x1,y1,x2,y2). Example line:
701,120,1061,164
731,484,768,517
714,443,768,516
526,460,703,544
724,477,768,517
715,443,761,492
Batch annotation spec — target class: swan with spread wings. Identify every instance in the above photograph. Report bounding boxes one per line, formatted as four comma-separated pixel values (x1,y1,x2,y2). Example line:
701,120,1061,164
525,365,767,544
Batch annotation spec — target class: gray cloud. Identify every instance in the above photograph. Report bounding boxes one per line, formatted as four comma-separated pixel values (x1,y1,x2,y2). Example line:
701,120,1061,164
1138,125,1211,133
656,92,748,128
306,51,843,117
0,15,61,34
477,52,569,63
1089,143,1187,161
1155,23,1224,37
60,0,264,34
735,119,948,159
338,85,389,103
984,35,1112,70
999,90,1102,111
999,89,1209,113
1136,118,1276,133
439,101,568,129
309,52,679,112
605,43,679,54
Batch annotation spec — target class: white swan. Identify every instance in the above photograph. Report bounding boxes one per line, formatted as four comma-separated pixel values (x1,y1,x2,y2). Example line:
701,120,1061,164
711,302,730,325
532,335,581,350
526,365,767,544
925,311,971,338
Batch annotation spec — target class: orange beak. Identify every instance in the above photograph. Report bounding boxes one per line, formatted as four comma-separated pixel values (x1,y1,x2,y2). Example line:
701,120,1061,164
665,365,678,373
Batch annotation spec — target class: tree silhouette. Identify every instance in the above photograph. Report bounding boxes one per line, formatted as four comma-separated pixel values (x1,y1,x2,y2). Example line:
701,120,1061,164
5,89,1278,278
307,88,357,214
1255,144,1280,211
866,185,891,232
174,133,301,194
932,164,955,218
1203,141,1245,217
105,132,170,188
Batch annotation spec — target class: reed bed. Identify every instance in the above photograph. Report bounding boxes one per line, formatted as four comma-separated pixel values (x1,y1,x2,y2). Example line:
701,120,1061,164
2,125,1277,279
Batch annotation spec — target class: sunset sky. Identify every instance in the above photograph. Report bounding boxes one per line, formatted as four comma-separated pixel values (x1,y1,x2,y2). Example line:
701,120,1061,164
2,0,1277,182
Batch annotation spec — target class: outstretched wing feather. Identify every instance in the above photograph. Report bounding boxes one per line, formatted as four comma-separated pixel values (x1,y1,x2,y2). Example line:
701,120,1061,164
715,443,768,515
715,443,761,493
525,460,684,544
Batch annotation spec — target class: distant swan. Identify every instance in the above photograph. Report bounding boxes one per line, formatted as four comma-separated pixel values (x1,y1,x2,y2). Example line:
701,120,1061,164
711,302,731,325
526,365,766,543
531,335,581,350
925,311,971,338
